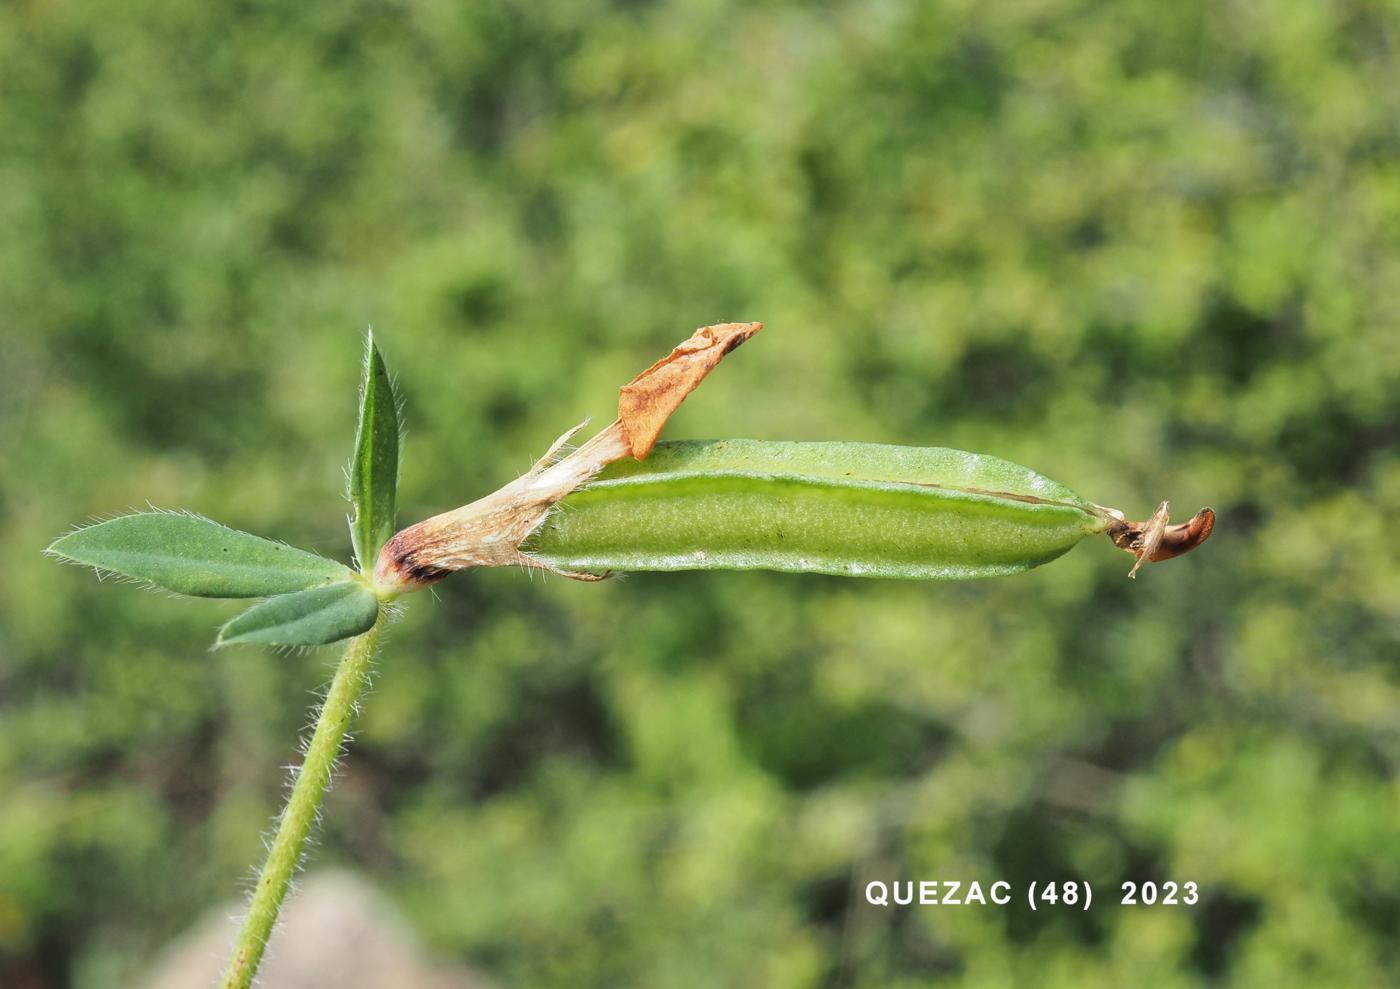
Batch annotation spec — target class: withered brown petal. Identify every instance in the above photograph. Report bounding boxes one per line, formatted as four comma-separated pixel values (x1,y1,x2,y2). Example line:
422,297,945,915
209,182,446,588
617,322,762,459
1108,504,1216,578
1148,506,1215,562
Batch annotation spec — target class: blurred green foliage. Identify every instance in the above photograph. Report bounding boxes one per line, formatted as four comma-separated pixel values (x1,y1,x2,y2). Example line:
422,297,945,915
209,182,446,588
3,0,1400,986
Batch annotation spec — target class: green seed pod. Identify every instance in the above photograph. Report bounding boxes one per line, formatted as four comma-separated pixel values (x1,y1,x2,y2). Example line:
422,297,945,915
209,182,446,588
374,325,1212,592
521,439,1114,580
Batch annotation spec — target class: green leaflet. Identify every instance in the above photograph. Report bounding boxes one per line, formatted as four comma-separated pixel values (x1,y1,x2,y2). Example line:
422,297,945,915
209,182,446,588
349,330,400,572
217,581,380,647
46,513,351,597
523,440,1111,579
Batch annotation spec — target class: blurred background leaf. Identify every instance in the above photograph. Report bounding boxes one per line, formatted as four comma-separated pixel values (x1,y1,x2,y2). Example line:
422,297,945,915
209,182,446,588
2,0,1398,986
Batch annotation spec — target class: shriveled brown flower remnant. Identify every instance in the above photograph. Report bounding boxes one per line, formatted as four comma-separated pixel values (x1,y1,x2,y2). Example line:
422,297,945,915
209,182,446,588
373,322,762,590
1106,502,1216,578
617,322,761,458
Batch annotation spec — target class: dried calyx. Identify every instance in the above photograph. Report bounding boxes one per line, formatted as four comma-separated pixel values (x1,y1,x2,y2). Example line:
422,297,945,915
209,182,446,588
373,322,762,592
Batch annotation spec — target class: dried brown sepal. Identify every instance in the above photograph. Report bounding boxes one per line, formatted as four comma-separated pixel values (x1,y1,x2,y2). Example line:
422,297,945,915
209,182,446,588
1106,502,1215,578
374,322,761,592
618,322,762,459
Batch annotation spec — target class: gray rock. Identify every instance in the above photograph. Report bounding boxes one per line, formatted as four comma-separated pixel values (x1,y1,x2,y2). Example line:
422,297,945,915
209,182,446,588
139,869,492,989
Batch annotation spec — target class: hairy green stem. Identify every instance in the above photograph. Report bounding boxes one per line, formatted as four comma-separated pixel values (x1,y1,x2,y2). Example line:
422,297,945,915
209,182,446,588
219,614,385,989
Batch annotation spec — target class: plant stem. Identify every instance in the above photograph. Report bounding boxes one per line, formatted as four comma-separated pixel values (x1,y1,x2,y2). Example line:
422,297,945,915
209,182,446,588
219,614,385,989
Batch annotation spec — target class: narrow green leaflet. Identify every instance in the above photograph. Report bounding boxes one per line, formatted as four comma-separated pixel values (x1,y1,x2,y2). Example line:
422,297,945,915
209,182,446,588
217,581,380,647
47,513,351,597
349,330,400,572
